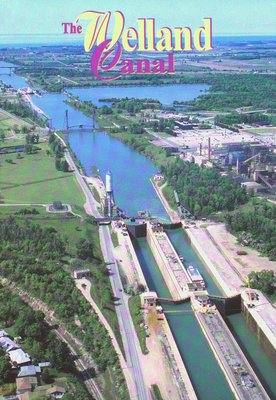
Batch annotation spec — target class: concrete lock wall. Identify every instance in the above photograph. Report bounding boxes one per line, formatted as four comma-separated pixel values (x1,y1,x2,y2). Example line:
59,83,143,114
146,226,184,301
241,303,276,365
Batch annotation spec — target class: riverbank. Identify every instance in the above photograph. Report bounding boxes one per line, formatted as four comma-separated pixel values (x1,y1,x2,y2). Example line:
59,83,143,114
150,178,180,223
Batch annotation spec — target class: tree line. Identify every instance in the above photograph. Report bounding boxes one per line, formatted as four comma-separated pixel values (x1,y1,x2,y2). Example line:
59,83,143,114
215,112,273,126
184,73,276,111
0,98,45,127
225,202,276,260
48,134,69,172
160,158,247,215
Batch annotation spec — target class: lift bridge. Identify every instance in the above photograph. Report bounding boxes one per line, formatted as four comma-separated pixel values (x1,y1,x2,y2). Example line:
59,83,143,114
63,109,97,131
0,66,17,76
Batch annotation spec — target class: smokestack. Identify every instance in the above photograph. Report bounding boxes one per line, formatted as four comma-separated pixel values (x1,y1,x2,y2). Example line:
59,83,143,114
199,143,202,156
208,137,211,161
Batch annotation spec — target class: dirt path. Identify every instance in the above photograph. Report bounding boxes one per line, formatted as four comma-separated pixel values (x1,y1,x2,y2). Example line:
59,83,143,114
75,278,136,398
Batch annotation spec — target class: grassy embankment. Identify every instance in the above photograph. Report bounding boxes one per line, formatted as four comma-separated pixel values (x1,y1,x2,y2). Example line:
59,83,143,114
128,295,148,355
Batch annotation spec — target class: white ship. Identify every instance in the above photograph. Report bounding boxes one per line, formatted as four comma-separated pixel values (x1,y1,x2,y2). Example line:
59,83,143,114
187,265,206,289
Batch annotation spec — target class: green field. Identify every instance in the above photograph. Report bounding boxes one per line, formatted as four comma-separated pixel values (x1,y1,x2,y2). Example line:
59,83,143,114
0,109,27,132
244,127,276,135
0,142,85,212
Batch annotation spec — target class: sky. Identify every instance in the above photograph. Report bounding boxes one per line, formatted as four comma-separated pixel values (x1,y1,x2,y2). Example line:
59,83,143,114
0,0,275,39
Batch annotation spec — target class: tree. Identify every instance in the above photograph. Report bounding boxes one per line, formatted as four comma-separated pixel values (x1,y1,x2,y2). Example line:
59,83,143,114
61,159,69,172
248,270,275,295
41,369,53,384
46,340,71,371
0,351,11,383
76,239,93,260
25,144,33,154
55,157,61,170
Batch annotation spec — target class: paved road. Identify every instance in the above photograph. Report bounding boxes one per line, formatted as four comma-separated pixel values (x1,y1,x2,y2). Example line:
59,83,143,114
146,128,179,148
100,225,151,400
55,132,150,400
76,278,136,397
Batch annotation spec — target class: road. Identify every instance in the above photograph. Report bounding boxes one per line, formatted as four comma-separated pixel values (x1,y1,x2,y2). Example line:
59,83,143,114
146,128,179,148
100,225,151,400
76,278,136,397
55,132,150,400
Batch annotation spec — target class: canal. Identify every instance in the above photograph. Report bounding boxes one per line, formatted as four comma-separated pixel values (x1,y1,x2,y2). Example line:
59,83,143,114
1,63,275,398
133,237,235,400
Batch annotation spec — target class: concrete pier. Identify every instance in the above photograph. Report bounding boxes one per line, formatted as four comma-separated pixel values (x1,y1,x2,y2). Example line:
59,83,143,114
192,296,270,400
146,222,192,301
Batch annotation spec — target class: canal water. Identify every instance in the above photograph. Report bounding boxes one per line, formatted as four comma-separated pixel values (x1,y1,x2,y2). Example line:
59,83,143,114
69,84,209,107
1,63,275,398
133,237,235,400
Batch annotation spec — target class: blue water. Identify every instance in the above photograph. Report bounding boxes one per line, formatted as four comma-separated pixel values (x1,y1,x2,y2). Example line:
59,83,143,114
166,228,222,296
69,84,209,106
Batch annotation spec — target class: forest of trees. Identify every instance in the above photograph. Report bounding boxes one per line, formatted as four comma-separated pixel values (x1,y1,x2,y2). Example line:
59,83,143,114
225,202,276,260
184,73,276,110
0,217,128,399
248,270,276,297
160,158,247,215
0,287,71,371
215,112,273,126
0,285,90,399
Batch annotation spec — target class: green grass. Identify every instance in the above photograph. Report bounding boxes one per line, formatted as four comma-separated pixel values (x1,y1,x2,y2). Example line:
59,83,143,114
111,230,119,247
0,383,16,396
128,295,148,355
0,110,27,130
0,138,26,146
151,384,164,400
244,127,276,135
0,142,85,212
